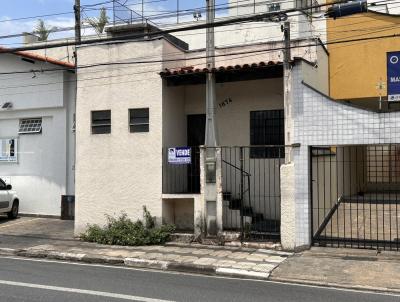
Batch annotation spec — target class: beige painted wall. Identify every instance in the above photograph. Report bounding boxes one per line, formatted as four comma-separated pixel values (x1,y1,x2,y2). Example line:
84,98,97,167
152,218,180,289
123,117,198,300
75,39,168,234
300,44,330,95
75,38,286,234
183,78,283,145
162,78,284,220
162,198,194,230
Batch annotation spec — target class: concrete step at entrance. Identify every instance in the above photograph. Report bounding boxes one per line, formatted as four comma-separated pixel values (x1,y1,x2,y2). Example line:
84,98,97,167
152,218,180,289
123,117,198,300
223,200,252,229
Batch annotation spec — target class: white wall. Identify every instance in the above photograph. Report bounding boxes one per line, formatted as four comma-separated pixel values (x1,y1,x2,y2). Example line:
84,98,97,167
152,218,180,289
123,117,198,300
290,61,400,248
0,114,65,215
0,55,75,216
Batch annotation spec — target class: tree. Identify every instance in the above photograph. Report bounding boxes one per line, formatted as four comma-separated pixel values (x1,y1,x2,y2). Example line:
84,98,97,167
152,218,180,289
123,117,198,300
35,19,55,41
87,7,109,35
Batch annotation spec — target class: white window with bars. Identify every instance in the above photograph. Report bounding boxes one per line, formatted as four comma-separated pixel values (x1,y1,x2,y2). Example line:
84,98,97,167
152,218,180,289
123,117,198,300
18,118,42,134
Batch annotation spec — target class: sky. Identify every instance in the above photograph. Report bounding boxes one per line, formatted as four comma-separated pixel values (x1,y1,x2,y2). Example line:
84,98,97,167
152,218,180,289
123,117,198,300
0,0,229,47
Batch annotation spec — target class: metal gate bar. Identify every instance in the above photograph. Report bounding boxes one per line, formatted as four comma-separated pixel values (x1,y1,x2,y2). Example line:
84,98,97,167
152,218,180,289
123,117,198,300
311,144,400,250
220,146,284,241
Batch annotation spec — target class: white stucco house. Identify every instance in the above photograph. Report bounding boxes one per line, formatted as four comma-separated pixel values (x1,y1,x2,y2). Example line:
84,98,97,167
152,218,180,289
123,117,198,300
0,48,76,217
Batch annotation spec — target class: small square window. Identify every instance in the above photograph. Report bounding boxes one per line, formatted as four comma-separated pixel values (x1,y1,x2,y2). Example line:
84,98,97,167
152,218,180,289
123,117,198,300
91,110,111,134
18,118,42,134
129,108,149,133
268,3,281,12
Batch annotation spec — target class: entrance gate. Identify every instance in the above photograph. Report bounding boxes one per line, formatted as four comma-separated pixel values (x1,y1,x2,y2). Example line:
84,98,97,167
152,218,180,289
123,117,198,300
221,146,284,241
311,144,400,250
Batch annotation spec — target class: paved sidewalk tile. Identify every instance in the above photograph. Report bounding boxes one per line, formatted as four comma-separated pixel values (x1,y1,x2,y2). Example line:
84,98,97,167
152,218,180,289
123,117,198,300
270,247,400,291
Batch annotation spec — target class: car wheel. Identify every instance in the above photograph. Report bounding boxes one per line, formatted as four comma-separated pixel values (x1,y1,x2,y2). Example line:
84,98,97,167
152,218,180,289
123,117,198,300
7,201,19,219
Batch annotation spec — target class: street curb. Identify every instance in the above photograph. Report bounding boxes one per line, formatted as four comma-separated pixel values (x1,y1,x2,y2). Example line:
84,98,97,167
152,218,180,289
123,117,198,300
1,247,399,294
269,277,400,295
0,248,271,280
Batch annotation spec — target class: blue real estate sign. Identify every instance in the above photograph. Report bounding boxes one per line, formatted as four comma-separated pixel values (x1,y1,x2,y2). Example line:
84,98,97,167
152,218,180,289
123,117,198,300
168,147,191,164
387,51,400,102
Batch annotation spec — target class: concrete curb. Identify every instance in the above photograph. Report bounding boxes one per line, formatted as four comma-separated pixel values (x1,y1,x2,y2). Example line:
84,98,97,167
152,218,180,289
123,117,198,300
0,247,270,280
1,247,399,294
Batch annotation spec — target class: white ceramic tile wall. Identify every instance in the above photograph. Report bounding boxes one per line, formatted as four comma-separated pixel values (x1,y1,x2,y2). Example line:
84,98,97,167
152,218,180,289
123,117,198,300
291,65,400,247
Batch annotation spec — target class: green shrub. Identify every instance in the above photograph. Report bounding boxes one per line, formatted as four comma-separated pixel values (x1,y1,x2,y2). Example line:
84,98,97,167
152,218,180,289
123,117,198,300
80,207,175,246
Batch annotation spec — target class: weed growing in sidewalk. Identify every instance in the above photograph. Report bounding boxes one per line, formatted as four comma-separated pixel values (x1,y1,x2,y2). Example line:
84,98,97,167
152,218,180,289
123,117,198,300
80,207,175,246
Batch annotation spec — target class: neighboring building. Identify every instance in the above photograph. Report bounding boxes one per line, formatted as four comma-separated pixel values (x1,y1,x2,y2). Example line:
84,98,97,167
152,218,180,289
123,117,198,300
327,11,400,106
0,49,76,216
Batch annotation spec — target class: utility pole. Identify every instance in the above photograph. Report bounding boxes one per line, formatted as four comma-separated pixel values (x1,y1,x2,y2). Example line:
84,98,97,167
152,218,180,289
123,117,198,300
282,21,293,164
74,0,81,45
204,0,219,237
205,0,218,148
73,0,81,194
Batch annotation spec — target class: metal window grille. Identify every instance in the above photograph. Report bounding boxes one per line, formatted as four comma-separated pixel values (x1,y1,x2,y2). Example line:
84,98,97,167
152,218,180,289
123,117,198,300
91,110,111,134
129,108,149,133
268,3,281,12
18,118,42,134
250,110,284,158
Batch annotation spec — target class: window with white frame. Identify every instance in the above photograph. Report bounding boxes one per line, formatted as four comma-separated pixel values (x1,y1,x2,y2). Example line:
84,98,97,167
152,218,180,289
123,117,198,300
0,138,18,162
18,118,42,134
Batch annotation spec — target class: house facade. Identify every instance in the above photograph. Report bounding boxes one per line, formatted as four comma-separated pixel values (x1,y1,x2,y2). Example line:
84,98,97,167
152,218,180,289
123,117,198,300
73,14,325,243
70,4,400,252
0,50,76,216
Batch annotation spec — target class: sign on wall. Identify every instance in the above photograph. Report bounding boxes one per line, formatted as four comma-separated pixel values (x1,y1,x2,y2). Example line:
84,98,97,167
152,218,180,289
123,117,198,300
387,51,400,102
0,138,18,163
168,147,191,165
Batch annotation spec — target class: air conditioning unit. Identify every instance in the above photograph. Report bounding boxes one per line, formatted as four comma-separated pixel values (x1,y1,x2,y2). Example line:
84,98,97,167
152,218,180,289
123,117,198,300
1,102,13,110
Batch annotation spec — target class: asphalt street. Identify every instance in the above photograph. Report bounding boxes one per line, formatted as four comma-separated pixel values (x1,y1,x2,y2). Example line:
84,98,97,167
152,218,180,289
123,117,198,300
0,256,397,302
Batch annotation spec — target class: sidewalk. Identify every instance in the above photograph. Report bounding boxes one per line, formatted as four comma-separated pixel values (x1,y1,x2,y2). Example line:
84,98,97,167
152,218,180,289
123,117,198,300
0,240,291,280
1,218,400,293
270,247,400,293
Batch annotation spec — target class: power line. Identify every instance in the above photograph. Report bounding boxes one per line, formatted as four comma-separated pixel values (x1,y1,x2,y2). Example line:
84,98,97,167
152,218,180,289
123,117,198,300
1,29,399,78
1,26,400,95
0,0,359,54
1,0,397,46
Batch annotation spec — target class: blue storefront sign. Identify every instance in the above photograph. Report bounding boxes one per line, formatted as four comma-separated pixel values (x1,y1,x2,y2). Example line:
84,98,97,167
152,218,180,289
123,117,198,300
168,147,191,164
387,51,400,102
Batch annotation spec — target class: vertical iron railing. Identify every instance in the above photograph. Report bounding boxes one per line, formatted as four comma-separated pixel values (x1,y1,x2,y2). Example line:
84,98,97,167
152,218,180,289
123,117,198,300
220,146,284,241
311,144,400,251
162,146,201,194
113,0,157,26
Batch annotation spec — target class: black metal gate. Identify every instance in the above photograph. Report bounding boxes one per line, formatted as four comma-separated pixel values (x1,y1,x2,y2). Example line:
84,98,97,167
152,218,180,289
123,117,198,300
311,145,400,250
221,146,284,241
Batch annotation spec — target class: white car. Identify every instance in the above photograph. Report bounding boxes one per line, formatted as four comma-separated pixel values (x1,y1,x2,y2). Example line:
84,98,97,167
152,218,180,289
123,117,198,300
0,178,19,219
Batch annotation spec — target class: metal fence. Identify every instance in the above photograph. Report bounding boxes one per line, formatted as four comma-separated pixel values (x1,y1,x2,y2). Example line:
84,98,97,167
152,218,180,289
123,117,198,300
112,0,278,26
162,147,201,194
221,146,284,241
311,144,400,250
113,0,155,25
